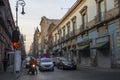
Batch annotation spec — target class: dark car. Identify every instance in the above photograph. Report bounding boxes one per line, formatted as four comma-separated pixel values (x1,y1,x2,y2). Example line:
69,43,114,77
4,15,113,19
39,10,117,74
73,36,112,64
57,58,77,70
53,57,64,66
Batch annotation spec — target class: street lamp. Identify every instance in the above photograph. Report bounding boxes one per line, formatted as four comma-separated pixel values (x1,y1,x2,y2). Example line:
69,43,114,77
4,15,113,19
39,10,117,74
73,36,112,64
16,0,26,27
13,1,26,80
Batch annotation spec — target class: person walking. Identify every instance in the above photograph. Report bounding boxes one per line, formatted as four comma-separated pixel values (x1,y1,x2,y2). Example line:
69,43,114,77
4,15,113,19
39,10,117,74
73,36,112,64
2,58,8,72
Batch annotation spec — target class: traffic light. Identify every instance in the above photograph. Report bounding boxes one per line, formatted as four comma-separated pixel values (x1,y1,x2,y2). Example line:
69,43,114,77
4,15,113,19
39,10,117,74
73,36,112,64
12,30,20,42
12,42,18,49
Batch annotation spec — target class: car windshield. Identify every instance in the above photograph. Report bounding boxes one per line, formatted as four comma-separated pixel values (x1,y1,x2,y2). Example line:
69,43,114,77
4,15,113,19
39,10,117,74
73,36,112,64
41,58,52,62
60,57,67,61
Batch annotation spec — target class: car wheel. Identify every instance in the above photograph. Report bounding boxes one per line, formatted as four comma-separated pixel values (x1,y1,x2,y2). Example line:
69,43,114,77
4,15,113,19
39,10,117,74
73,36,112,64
62,66,64,70
73,67,77,70
57,66,59,69
52,68,54,71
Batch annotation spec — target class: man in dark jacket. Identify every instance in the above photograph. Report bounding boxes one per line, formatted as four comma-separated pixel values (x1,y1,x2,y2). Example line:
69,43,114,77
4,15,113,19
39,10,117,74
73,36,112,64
2,58,8,72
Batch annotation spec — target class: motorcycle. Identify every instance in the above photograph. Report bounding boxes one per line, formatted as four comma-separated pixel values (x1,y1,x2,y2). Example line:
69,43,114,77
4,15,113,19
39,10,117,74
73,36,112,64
28,64,37,75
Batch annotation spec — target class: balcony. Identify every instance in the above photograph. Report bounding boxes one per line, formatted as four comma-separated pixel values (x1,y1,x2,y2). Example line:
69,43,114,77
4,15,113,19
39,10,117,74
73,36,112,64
53,41,56,46
105,6,120,21
79,25,84,32
94,6,120,25
66,33,70,39
48,43,53,49
75,29,79,36
61,36,66,42
58,39,61,44
70,31,74,37
0,11,5,24
0,0,5,6
0,11,12,39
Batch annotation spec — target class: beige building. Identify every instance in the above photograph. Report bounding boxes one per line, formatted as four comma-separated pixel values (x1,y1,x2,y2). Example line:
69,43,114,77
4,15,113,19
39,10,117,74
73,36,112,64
39,16,60,55
52,0,120,68
32,27,41,58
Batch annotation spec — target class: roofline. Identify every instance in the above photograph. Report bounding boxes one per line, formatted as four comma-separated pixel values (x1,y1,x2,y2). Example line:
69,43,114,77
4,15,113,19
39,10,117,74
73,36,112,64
40,16,60,26
53,0,82,32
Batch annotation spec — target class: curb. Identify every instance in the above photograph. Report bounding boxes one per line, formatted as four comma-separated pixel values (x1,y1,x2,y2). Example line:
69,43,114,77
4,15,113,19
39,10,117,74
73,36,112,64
77,65,120,72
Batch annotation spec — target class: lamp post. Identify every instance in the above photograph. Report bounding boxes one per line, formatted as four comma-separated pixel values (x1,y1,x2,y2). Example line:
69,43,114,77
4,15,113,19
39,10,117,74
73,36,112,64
16,0,26,27
13,0,26,80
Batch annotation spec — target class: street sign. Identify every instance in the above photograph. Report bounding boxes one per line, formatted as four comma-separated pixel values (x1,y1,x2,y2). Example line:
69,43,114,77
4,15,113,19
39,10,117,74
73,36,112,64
8,51,14,54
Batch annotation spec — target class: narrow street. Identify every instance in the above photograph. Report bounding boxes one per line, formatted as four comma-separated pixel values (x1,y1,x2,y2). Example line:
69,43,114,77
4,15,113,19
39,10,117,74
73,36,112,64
18,67,120,80
1,0,120,80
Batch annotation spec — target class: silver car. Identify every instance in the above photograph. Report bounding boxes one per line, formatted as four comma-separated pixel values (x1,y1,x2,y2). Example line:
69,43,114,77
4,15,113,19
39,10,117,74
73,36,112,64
39,58,54,71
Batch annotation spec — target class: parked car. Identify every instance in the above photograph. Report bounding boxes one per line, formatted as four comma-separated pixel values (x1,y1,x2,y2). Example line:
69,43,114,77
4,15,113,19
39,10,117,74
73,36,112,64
57,57,77,70
23,56,31,69
36,58,40,65
39,58,54,71
51,57,56,66
54,57,66,66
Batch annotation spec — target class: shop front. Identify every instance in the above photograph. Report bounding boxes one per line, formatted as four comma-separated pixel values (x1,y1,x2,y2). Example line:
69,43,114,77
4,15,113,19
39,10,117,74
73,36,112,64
90,35,111,68
77,44,91,66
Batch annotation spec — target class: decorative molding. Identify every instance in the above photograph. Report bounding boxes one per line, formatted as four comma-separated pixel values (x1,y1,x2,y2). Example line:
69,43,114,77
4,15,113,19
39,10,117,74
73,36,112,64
66,21,70,26
80,6,87,15
71,16,76,22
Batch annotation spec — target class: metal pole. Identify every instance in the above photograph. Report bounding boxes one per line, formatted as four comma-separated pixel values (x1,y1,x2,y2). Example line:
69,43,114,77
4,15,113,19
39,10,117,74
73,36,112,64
16,1,18,27
16,0,26,28
14,0,26,80
13,49,16,80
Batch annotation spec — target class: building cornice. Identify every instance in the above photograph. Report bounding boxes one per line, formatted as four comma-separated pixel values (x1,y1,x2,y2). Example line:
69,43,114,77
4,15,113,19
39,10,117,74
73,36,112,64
53,0,86,32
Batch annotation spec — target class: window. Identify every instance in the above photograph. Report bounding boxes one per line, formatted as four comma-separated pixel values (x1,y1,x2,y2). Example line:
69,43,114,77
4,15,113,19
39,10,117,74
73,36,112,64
63,26,66,37
55,33,57,42
66,22,70,35
99,0,105,21
106,0,114,11
58,29,61,40
80,6,88,30
72,16,77,33
83,14,87,30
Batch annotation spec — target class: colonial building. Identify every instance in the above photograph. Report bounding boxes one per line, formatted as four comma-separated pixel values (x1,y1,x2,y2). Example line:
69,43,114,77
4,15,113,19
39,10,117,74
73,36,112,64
19,34,26,60
0,0,26,71
52,0,120,68
39,16,60,55
32,27,41,58
46,21,60,57
0,0,16,71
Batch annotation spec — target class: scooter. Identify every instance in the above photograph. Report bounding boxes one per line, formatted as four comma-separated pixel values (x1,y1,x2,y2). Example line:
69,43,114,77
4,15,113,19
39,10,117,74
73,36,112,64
28,64,37,75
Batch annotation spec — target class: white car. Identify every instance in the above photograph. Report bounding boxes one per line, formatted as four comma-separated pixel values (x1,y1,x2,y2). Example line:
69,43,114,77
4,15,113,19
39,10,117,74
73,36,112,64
39,58,54,71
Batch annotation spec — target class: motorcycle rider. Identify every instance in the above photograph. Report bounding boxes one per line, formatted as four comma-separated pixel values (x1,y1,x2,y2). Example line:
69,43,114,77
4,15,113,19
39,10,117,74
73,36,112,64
28,57,37,74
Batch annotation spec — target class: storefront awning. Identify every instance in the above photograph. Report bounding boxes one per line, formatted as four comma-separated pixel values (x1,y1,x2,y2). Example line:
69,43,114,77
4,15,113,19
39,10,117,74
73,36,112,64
57,49,62,53
70,48,75,51
52,49,58,53
76,45,89,51
90,42,109,49
62,46,66,50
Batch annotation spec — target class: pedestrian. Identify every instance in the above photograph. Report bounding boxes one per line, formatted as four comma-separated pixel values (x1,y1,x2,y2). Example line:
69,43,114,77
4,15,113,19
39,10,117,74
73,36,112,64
2,58,8,72
2,50,9,72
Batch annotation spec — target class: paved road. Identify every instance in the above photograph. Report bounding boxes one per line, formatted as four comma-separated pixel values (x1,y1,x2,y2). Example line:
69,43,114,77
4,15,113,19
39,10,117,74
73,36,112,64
18,67,120,80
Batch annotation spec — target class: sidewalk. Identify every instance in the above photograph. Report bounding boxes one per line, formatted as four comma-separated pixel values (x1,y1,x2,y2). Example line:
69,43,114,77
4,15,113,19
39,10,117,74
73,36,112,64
0,66,14,80
0,65,22,80
77,65,120,72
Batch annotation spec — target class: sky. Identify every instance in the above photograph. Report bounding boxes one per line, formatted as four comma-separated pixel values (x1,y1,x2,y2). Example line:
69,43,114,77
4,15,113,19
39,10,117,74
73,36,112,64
9,0,77,53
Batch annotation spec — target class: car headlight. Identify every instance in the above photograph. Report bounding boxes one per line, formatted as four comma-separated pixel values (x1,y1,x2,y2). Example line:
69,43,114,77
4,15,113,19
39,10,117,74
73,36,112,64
63,63,68,65
52,64,54,67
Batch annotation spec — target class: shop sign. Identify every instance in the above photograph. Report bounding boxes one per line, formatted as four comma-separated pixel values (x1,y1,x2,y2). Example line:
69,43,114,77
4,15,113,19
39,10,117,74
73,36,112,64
96,36,109,43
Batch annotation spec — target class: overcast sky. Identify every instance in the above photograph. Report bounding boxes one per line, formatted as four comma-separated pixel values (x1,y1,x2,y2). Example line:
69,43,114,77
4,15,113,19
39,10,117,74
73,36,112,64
9,0,77,53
